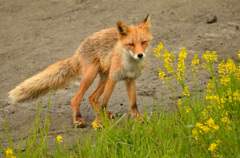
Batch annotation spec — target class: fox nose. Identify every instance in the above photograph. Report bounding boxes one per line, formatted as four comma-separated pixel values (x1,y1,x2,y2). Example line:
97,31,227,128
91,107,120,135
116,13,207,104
137,53,143,58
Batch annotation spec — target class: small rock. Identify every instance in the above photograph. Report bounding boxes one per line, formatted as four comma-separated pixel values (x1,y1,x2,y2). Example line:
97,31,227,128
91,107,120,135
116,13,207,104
206,15,217,24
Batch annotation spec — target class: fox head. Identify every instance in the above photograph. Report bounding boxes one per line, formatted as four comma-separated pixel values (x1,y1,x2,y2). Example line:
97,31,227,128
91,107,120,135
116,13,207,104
117,14,152,60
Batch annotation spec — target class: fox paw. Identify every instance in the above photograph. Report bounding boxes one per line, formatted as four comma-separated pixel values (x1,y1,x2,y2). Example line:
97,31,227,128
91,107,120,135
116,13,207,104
74,118,86,128
106,111,115,119
135,115,149,123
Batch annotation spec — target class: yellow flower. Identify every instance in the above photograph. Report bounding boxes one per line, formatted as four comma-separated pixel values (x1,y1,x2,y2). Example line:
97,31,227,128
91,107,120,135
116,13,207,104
206,118,215,128
153,48,158,53
6,148,13,156
225,59,236,74
177,58,186,73
183,87,190,97
178,99,182,106
184,106,191,113
227,88,232,96
155,52,161,58
208,142,217,151
191,54,199,77
57,135,63,143
179,47,187,59
235,67,240,81
201,125,210,133
221,116,230,124
195,136,199,140
202,50,218,72
195,122,203,128
208,139,221,152
212,51,218,61
213,125,219,131
192,128,199,140
206,94,220,105
225,111,228,116
177,48,187,78
158,68,165,80
216,139,221,144
158,42,164,51
191,54,199,67
5,148,16,158
153,42,164,58
192,128,198,135
202,111,208,118
220,74,231,86
233,90,240,101
6,148,14,157
163,49,174,73
218,60,226,75
202,62,207,69
202,50,218,63
92,121,99,130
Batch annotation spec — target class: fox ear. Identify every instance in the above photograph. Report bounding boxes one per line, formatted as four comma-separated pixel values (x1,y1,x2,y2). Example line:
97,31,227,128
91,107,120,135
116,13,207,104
117,21,129,36
140,13,151,31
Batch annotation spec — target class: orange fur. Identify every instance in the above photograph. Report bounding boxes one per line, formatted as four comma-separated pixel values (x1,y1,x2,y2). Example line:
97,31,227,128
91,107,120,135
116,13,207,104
9,14,152,127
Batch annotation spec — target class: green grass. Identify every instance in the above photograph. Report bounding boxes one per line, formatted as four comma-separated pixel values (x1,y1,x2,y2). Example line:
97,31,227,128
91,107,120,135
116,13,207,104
1,44,240,157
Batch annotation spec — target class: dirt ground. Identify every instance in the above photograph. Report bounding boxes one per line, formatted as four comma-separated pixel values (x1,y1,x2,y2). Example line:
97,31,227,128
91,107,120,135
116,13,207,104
0,0,240,152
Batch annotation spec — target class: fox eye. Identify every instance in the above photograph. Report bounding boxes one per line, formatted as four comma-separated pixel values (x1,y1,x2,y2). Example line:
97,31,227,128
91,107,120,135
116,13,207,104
142,41,147,45
128,43,134,46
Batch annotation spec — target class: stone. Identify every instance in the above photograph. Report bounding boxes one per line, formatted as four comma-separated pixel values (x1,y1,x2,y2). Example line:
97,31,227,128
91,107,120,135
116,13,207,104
206,15,217,24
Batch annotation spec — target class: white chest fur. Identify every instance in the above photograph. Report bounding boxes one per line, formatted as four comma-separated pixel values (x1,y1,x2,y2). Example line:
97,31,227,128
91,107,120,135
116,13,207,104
113,49,145,81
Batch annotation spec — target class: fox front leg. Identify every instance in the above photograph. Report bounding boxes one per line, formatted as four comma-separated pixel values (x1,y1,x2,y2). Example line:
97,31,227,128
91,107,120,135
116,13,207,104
95,78,116,123
125,80,147,121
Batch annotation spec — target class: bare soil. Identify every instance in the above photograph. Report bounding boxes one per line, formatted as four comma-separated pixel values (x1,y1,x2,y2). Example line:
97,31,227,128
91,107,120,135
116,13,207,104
0,0,240,152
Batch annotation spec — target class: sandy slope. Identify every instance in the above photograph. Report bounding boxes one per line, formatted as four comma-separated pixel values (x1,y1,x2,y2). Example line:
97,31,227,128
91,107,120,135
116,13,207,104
0,0,239,151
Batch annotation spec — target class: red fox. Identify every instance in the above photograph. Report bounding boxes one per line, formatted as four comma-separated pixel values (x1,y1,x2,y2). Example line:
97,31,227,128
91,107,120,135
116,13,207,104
9,14,152,127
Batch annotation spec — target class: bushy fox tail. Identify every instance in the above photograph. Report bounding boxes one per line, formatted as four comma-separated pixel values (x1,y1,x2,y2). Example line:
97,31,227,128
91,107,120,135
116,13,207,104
9,56,81,103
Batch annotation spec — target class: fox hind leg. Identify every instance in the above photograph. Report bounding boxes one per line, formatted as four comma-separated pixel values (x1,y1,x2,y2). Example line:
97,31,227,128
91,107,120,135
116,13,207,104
88,72,107,110
89,72,115,119
71,64,99,127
